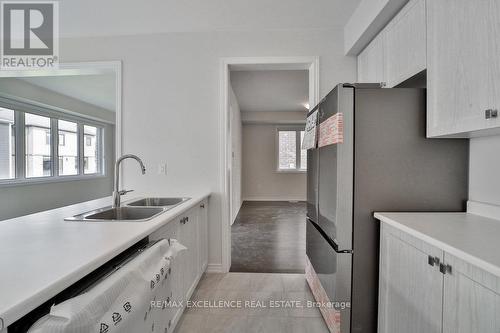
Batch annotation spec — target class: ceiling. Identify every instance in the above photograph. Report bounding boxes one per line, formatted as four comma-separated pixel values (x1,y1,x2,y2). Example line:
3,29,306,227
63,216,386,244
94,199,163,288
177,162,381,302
59,0,361,38
19,75,116,112
230,70,308,113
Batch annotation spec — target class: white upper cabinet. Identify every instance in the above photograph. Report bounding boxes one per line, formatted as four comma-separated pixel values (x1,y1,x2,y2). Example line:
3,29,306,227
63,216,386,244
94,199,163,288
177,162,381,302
357,33,386,85
384,0,426,87
357,0,426,88
427,0,500,137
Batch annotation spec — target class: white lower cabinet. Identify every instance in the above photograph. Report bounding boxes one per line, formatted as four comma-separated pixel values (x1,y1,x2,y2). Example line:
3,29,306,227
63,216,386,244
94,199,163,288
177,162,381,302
378,223,443,333
442,253,500,333
379,223,500,333
198,199,208,274
149,199,208,332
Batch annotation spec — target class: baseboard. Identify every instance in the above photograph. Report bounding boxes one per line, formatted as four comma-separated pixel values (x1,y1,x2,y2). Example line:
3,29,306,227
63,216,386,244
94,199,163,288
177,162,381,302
242,197,306,202
467,200,500,221
206,263,224,273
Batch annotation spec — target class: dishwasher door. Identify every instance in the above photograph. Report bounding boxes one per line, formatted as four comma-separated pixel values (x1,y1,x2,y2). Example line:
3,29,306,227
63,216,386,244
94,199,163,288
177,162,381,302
27,239,186,333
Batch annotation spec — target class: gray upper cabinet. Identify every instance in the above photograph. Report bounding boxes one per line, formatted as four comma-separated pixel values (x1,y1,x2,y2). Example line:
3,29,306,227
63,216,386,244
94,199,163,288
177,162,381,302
384,0,426,88
427,0,500,137
442,253,500,333
378,224,443,333
357,33,386,85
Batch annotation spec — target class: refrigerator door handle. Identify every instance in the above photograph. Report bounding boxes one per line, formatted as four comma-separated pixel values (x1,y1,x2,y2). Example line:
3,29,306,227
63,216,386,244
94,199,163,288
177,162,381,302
307,217,352,254
331,238,353,254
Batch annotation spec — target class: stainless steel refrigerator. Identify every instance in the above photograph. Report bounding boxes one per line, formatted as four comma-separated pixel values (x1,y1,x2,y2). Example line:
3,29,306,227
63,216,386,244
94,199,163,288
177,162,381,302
305,84,468,333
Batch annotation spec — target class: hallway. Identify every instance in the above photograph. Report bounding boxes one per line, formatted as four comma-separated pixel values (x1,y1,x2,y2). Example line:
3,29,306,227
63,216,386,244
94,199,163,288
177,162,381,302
175,272,329,333
230,201,306,273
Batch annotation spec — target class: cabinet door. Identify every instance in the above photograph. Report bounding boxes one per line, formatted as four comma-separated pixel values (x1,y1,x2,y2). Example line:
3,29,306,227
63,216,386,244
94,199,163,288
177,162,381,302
427,0,500,137
179,207,199,300
378,224,443,333
198,199,208,274
442,253,500,333
148,220,182,327
384,0,426,87
357,33,386,84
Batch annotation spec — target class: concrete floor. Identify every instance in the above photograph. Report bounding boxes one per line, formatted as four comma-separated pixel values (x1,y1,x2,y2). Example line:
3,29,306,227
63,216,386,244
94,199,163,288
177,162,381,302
230,201,306,273
175,272,329,333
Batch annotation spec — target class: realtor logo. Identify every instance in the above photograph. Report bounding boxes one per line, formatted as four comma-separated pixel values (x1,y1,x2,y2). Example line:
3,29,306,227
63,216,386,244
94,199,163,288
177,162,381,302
1,1,59,69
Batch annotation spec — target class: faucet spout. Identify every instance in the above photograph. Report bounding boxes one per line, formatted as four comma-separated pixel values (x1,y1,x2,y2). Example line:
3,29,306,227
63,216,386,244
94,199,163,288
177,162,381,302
113,154,146,208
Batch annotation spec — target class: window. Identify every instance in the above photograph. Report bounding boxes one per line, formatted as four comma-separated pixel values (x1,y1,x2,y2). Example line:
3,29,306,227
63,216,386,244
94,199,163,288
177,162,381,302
84,125,101,174
277,128,307,171
58,120,78,176
59,134,65,146
0,98,106,184
0,107,15,180
25,113,52,178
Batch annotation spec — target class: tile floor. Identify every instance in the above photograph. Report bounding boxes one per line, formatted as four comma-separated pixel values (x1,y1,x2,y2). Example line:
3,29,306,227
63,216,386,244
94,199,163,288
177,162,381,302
174,272,329,333
231,201,306,273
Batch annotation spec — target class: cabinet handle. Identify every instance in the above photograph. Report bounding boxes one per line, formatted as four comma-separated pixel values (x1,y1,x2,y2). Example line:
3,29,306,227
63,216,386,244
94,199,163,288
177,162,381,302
485,109,498,119
200,203,205,208
439,263,452,275
186,216,189,223
428,255,440,267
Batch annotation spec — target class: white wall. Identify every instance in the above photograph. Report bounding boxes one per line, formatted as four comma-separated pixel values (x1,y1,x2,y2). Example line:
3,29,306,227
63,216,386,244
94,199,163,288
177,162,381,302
59,29,356,270
242,110,306,125
242,123,306,201
469,135,500,206
229,86,242,224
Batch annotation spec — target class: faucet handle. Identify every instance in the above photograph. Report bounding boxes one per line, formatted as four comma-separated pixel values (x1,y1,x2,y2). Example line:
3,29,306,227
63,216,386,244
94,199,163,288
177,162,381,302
118,189,134,196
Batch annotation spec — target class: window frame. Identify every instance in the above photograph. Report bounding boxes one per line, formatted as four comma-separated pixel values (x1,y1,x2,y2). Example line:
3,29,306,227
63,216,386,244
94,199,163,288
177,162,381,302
275,126,307,173
0,96,106,187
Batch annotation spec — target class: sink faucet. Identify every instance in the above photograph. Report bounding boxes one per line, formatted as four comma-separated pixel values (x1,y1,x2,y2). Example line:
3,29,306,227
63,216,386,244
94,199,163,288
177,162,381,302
113,154,146,208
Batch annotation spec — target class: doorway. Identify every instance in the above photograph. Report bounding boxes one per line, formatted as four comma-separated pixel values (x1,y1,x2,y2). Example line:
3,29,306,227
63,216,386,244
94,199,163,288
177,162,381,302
219,57,319,273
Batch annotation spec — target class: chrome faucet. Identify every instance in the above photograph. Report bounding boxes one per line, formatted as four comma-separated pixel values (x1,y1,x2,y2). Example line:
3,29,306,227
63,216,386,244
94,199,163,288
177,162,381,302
113,154,146,208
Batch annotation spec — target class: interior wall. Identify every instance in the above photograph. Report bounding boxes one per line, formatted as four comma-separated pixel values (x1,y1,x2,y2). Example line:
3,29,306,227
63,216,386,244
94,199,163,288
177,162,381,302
229,86,242,224
0,80,115,221
58,28,357,270
241,110,307,125
0,79,115,123
469,135,500,207
242,123,306,201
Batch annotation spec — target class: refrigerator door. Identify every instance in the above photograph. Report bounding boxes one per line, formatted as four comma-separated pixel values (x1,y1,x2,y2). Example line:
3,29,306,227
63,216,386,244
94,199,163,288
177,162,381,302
317,85,354,251
306,217,352,333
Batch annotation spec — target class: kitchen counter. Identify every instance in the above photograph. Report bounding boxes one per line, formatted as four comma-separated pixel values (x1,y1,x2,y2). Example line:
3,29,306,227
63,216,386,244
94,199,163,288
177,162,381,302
0,191,210,329
374,212,500,278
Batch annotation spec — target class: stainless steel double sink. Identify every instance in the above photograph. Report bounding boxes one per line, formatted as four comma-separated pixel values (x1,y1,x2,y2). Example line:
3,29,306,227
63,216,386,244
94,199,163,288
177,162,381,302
65,197,191,222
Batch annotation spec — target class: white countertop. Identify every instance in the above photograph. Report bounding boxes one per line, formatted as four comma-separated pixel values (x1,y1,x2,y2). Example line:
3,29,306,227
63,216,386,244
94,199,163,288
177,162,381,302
374,212,500,278
0,191,210,329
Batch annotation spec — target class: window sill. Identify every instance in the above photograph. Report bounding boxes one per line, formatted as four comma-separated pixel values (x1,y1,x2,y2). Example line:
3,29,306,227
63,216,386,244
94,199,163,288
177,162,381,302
0,174,107,188
275,169,307,174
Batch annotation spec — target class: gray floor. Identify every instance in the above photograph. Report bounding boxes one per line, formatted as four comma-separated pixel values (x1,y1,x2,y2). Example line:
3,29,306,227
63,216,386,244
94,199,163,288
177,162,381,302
230,201,306,273
175,272,329,333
